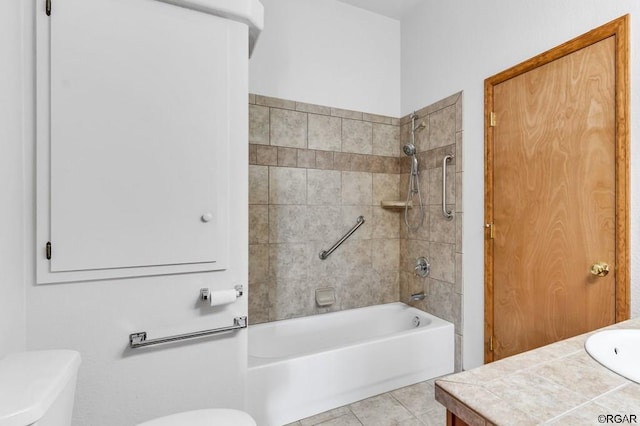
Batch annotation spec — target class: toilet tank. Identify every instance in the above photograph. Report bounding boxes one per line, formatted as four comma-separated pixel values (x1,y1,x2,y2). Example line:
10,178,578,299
0,350,81,426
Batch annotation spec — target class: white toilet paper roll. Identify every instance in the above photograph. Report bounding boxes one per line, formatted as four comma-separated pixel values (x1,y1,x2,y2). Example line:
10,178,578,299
209,289,238,307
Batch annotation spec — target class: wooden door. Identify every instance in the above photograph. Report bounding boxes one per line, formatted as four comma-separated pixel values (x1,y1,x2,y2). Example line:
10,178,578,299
484,16,629,362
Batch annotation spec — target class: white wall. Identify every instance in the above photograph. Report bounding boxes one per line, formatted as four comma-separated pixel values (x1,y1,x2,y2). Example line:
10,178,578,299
401,0,640,369
0,0,26,357
16,2,250,425
249,0,401,117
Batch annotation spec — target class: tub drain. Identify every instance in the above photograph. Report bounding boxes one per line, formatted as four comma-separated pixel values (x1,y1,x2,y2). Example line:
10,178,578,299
412,316,421,327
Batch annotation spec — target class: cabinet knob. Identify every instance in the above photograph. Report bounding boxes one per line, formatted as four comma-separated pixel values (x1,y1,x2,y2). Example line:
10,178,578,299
201,213,213,223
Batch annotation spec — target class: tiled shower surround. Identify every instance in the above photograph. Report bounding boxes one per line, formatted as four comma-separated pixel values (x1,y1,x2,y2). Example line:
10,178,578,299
248,93,463,370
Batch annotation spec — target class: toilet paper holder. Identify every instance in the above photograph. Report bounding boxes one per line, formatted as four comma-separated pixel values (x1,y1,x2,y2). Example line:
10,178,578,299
200,285,243,302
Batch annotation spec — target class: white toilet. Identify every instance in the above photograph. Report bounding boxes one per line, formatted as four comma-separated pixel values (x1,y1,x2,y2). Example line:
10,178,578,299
0,349,255,426
0,350,81,426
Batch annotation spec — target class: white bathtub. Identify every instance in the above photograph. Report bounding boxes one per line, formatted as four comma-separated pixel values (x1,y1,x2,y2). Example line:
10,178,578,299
246,302,454,426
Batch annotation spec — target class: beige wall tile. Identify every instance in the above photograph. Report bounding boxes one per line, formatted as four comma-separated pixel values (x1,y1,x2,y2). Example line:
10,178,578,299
372,207,400,239
342,270,377,309
297,149,316,168
249,104,269,145
269,167,307,205
249,205,269,244
427,279,461,333
372,239,399,272
307,206,342,243
308,114,342,151
256,145,278,166
248,280,270,325
269,205,307,243
429,242,455,283
270,279,314,320
331,107,362,120
249,165,268,205
248,144,257,164
307,169,341,205
429,205,456,244
455,94,463,132
429,105,456,149
296,101,331,115
363,112,393,124
256,95,295,110
455,253,463,294
369,156,400,174
247,92,463,328
373,173,400,204
340,240,372,272
333,152,369,172
269,243,309,281
315,151,334,170
372,123,400,157
341,171,372,205
270,108,307,148
249,244,269,284
248,93,256,105
277,147,297,167
342,119,372,154
456,171,463,212
456,131,463,172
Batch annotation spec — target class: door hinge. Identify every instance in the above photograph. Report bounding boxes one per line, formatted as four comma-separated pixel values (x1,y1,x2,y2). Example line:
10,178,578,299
485,222,494,239
489,336,494,352
46,0,51,16
46,241,52,260
489,111,496,127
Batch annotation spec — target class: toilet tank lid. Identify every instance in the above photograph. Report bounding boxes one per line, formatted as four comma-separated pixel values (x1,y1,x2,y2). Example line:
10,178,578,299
0,350,81,426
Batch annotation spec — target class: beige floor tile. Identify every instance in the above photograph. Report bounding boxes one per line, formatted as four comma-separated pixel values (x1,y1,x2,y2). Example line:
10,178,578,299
349,394,414,426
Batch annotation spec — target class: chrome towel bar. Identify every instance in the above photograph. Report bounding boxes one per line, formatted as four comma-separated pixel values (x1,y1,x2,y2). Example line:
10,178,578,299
129,316,247,349
319,216,365,260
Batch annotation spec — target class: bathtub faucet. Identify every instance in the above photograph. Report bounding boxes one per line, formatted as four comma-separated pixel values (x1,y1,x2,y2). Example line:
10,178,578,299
409,292,426,302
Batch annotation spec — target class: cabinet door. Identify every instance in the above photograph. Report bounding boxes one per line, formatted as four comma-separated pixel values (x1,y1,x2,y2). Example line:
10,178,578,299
47,0,231,272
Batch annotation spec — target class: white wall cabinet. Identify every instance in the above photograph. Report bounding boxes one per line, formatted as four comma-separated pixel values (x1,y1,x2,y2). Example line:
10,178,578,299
37,0,253,282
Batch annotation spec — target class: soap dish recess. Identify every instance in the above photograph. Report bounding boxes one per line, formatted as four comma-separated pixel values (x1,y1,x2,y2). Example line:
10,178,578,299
315,287,336,307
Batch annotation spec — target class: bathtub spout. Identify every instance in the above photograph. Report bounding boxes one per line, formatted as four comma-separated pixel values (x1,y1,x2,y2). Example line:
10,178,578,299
409,292,426,302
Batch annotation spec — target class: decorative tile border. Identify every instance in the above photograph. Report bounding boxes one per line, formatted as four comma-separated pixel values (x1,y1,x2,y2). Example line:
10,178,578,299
249,144,399,174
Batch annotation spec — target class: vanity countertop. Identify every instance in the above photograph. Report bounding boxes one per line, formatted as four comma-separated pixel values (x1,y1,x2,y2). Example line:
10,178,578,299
435,318,640,425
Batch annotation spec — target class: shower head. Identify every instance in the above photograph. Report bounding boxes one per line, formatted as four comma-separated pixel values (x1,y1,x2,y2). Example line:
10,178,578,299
413,121,426,132
403,143,416,157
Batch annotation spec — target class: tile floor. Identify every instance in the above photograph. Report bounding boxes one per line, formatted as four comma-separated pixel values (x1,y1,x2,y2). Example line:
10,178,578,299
285,379,446,426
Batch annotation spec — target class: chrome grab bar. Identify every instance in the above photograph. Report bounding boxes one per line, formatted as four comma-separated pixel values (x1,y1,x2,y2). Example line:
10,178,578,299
442,154,454,220
319,216,365,260
129,316,247,349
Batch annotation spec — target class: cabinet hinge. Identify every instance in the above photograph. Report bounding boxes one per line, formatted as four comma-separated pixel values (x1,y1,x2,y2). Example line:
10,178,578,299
485,222,494,239
489,335,494,352
46,0,51,16
46,242,52,260
489,111,496,127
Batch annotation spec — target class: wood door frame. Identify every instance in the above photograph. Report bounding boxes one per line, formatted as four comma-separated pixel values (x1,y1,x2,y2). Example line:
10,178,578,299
484,15,630,363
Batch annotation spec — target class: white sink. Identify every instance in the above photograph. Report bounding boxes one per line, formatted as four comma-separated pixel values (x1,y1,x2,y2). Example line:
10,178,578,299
585,329,640,383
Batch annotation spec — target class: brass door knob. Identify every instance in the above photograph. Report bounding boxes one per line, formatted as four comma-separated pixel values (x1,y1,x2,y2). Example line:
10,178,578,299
590,262,610,277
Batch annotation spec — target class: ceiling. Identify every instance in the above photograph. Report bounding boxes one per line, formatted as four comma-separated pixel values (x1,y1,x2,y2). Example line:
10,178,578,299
336,0,425,20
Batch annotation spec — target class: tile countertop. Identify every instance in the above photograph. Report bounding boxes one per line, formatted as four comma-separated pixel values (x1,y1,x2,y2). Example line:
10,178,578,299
435,318,640,425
